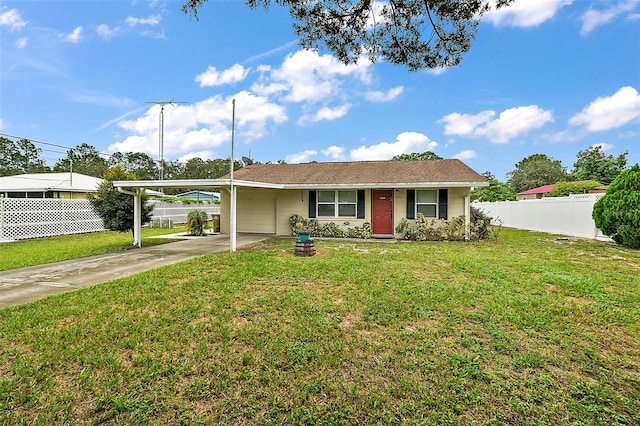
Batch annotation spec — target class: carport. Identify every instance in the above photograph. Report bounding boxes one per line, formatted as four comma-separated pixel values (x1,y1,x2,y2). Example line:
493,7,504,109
112,178,283,251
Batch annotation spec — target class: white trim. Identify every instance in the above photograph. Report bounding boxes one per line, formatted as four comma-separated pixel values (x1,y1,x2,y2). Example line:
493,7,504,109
112,179,284,190
113,179,486,191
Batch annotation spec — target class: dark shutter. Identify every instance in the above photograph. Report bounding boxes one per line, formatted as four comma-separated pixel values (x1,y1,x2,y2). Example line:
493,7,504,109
438,189,448,220
308,190,316,218
357,190,365,219
406,189,415,219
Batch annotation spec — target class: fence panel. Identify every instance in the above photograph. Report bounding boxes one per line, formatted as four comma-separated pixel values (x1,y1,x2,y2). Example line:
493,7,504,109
149,201,221,224
0,198,105,241
0,199,222,242
475,194,611,241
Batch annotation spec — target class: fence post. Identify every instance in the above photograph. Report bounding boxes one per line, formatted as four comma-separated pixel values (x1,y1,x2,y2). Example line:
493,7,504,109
0,198,5,240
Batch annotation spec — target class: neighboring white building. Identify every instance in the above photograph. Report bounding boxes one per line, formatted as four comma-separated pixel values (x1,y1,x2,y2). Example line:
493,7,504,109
0,172,102,199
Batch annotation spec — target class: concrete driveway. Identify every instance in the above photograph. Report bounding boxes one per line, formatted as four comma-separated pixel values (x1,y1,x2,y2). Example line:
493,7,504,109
0,233,269,309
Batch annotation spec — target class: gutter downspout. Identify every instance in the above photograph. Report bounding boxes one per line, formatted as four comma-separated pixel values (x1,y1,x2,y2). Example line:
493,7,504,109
118,187,142,248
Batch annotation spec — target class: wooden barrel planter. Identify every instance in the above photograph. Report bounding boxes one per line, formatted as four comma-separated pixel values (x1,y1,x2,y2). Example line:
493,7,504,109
295,240,316,257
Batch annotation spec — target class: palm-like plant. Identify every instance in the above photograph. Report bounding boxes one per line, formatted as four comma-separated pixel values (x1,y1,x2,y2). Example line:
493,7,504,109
186,210,208,236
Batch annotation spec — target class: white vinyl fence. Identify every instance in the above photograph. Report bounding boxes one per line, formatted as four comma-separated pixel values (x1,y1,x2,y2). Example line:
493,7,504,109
0,198,221,242
149,201,220,225
474,194,611,241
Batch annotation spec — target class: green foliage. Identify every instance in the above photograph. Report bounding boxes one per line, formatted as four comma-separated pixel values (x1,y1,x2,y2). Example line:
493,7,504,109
546,181,602,197
391,151,443,161
0,137,49,176
470,206,491,239
53,143,109,178
471,172,516,201
88,166,154,235
289,214,371,239
593,164,640,249
572,146,628,183
108,151,158,180
396,208,490,241
186,210,209,236
155,196,219,205
183,0,516,72
507,154,570,193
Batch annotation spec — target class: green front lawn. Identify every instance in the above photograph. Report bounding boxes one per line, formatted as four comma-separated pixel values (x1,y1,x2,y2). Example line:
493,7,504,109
1,229,638,425
0,227,186,272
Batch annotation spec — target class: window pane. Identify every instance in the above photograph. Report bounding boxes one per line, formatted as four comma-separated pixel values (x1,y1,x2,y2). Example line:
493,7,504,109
417,204,437,218
338,191,356,203
417,190,437,203
338,204,356,217
318,204,335,217
318,191,335,202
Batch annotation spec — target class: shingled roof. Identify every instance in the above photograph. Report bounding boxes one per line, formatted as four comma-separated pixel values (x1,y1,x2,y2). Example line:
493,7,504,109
228,160,487,187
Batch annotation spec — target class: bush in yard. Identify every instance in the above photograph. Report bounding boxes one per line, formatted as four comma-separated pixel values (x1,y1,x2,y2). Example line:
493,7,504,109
187,210,209,236
470,206,491,240
88,166,154,237
396,208,491,241
288,214,371,239
592,164,640,249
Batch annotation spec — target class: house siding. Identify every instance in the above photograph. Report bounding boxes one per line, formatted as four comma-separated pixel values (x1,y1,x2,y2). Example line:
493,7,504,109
221,186,470,236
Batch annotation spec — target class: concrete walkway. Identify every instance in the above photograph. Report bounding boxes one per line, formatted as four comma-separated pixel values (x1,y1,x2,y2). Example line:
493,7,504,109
0,233,269,309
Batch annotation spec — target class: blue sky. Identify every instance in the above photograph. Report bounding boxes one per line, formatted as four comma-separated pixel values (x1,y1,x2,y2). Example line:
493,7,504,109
1,0,639,180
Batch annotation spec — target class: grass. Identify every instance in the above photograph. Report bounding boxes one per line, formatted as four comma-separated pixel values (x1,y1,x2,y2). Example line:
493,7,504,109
0,228,639,425
0,227,187,271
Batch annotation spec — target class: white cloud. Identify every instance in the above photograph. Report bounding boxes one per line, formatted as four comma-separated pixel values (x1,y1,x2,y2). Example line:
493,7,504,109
439,111,495,137
301,104,351,124
350,132,438,161
61,26,83,43
581,0,640,34
569,86,640,131
125,15,161,27
251,49,372,103
592,143,614,152
321,146,347,160
97,24,116,40
0,7,27,31
483,0,572,28
426,67,448,76
286,150,317,164
453,149,477,160
110,91,287,159
364,86,403,102
177,151,217,163
195,64,250,87
16,37,27,48
439,105,553,144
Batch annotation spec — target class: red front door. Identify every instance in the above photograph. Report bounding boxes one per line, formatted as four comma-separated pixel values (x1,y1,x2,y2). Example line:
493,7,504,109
372,189,394,235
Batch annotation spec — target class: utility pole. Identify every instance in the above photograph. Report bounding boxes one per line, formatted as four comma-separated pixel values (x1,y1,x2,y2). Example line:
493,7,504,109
146,100,186,191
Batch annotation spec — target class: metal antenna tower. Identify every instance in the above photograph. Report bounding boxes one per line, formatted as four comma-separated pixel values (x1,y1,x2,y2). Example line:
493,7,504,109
146,99,186,184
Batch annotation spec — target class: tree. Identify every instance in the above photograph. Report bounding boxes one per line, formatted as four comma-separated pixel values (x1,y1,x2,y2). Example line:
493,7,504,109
108,152,159,180
572,146,628,184
392,151,442,161
0,137,49,176
88,166,154,236
507,154,569,194
53,143,108,178
470,171,516,202
183,0,515,72
592,164,640,249
546,181,602,197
